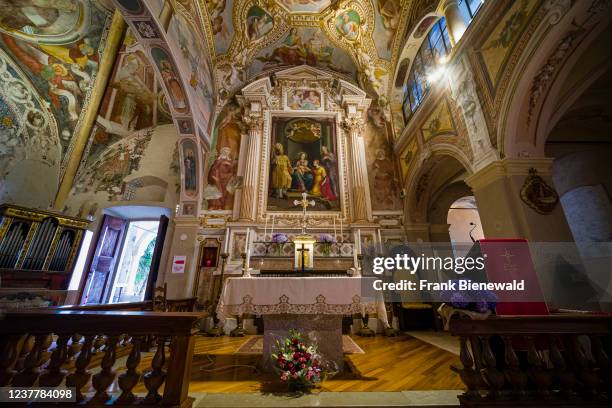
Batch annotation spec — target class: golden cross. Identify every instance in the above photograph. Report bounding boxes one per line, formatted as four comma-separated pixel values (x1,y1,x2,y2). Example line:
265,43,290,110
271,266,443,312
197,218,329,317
293,192,315,234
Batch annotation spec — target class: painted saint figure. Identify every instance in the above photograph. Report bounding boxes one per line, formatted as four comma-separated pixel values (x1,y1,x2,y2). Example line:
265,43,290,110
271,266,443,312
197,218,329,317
320,145,338,196
271,143,292,198
372,148,398,208
159,59,187,112
291,152,313,192
339,12,359,40
310,159,336,201
207,147,235,210
183,147,197,194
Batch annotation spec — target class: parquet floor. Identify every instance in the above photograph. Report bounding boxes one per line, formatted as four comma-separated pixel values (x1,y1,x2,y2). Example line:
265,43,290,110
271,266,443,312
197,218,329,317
136,334,465,393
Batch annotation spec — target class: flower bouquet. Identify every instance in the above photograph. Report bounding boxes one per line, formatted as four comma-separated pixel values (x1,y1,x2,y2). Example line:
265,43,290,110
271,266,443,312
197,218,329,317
271,233,289,256
438,282,497,330
318,233,336,256
272,329,323,391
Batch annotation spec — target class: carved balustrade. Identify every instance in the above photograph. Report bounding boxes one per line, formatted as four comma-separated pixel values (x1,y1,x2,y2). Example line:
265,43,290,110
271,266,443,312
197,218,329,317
0,309,203,407
450,314,612,407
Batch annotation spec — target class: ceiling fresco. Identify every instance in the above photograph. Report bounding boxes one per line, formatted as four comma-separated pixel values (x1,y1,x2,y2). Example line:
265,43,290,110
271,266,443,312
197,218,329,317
193,0,420,113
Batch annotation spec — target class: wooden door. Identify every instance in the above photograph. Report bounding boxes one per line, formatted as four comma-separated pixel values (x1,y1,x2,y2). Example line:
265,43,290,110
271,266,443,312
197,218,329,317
80,215,127,304
144,215,169,301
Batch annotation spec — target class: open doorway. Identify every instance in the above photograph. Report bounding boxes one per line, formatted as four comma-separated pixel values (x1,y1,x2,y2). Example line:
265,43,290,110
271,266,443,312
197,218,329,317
108,220,159,303
447,196,484,257
79,206,170,305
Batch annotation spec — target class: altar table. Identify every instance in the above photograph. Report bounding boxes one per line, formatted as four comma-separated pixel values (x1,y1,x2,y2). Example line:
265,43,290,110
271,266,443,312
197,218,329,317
217,277,383,371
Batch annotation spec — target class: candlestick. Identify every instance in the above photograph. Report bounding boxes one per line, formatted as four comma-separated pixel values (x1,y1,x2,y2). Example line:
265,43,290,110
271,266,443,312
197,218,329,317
340,217,343,242
377,229,383,253
223,227,230,252
271,214,275,237
333,216,337,241
264,215,269,241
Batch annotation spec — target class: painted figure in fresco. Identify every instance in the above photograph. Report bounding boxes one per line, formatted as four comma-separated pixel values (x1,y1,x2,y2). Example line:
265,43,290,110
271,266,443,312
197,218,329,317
207,146,235,210
159,59,187,112
291,152,313,192
338,11,359,41
0,0,79,36
183,147,197,194
278,28,302,65
1,34,90,122
310,159,336,201
372,148,398,208
207,0,229,40
289,90,321,110
377,0,401,49
320,145,338,196
246,8,273,41
271,143,292,199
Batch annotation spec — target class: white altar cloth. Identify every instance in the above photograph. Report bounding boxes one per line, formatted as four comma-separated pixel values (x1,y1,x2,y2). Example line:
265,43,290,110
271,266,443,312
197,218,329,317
217,277,383,320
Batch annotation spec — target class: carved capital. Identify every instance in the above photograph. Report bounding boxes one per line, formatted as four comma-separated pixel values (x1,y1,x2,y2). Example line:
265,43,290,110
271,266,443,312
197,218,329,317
241,113,263,132
342,115,365,133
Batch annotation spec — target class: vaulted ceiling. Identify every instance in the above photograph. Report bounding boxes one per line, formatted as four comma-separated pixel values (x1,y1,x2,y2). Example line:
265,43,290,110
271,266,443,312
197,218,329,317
174,0,437,103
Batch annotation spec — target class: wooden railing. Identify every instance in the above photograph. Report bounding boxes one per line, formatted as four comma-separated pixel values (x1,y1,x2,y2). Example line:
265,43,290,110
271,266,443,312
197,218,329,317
0,309,204,407
449,314,612,407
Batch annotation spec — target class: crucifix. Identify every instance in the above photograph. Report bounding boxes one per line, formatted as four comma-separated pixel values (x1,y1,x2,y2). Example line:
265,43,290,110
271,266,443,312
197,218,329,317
292,192,316,272
293,192,315,234
296,245,310,273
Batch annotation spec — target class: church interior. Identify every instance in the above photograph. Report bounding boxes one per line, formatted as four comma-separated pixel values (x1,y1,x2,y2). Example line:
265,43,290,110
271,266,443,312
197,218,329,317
0,0,612,407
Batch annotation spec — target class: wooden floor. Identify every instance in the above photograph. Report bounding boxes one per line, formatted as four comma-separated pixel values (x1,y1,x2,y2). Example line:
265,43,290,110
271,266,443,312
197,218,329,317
136,334,464,393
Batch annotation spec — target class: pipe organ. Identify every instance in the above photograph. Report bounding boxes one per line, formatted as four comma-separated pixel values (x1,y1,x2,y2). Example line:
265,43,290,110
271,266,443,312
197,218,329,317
0,205,89,290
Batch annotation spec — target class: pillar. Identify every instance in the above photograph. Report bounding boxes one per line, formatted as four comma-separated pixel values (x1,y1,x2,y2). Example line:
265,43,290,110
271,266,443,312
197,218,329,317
465,158,573,242
238,113,263,221
343,115,372,222
162,217,199,299
443,0,468,46
54,11,127,209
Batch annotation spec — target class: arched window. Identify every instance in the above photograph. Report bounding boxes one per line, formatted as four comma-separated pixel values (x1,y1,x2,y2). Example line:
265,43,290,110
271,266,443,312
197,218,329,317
402,17,452,122
458,0,485,25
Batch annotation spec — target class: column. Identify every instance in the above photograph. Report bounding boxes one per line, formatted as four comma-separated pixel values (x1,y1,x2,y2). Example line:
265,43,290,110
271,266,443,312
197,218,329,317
238,113,263,221
162,218,199,299
54,11,127,209
343,115,371,222
443,0,468,46
465,158,573,242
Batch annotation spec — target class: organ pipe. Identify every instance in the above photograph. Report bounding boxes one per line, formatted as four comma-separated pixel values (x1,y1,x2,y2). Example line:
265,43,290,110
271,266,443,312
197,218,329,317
0,205,89,289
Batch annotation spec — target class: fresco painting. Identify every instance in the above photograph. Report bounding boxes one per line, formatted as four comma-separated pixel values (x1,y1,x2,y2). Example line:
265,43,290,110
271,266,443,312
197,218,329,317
268,117,340,212
252,27,356,79
414,16,437,39
85,32,170,168
335,9,361,41
168,13,214,132
182,139,198,198
287,89,322,110
246,5,274,41
421,100,456,141
364,108,401,211
399,138,417,183
203,100,242,211
277,0,331,14
0,0,84,42
479,0,535,86
373,0,401,60
207,0,234,55
0,0,110,158
151,46,189,114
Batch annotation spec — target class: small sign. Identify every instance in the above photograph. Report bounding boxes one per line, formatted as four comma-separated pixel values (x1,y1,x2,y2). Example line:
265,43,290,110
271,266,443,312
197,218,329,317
172,256,187,274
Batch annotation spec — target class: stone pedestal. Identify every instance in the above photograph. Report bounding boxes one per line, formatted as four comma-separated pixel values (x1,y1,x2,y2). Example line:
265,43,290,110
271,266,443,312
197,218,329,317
262,314,343,373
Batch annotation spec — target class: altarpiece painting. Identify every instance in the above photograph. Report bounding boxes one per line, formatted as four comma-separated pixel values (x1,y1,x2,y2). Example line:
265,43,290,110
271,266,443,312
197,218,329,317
267,117,340,212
